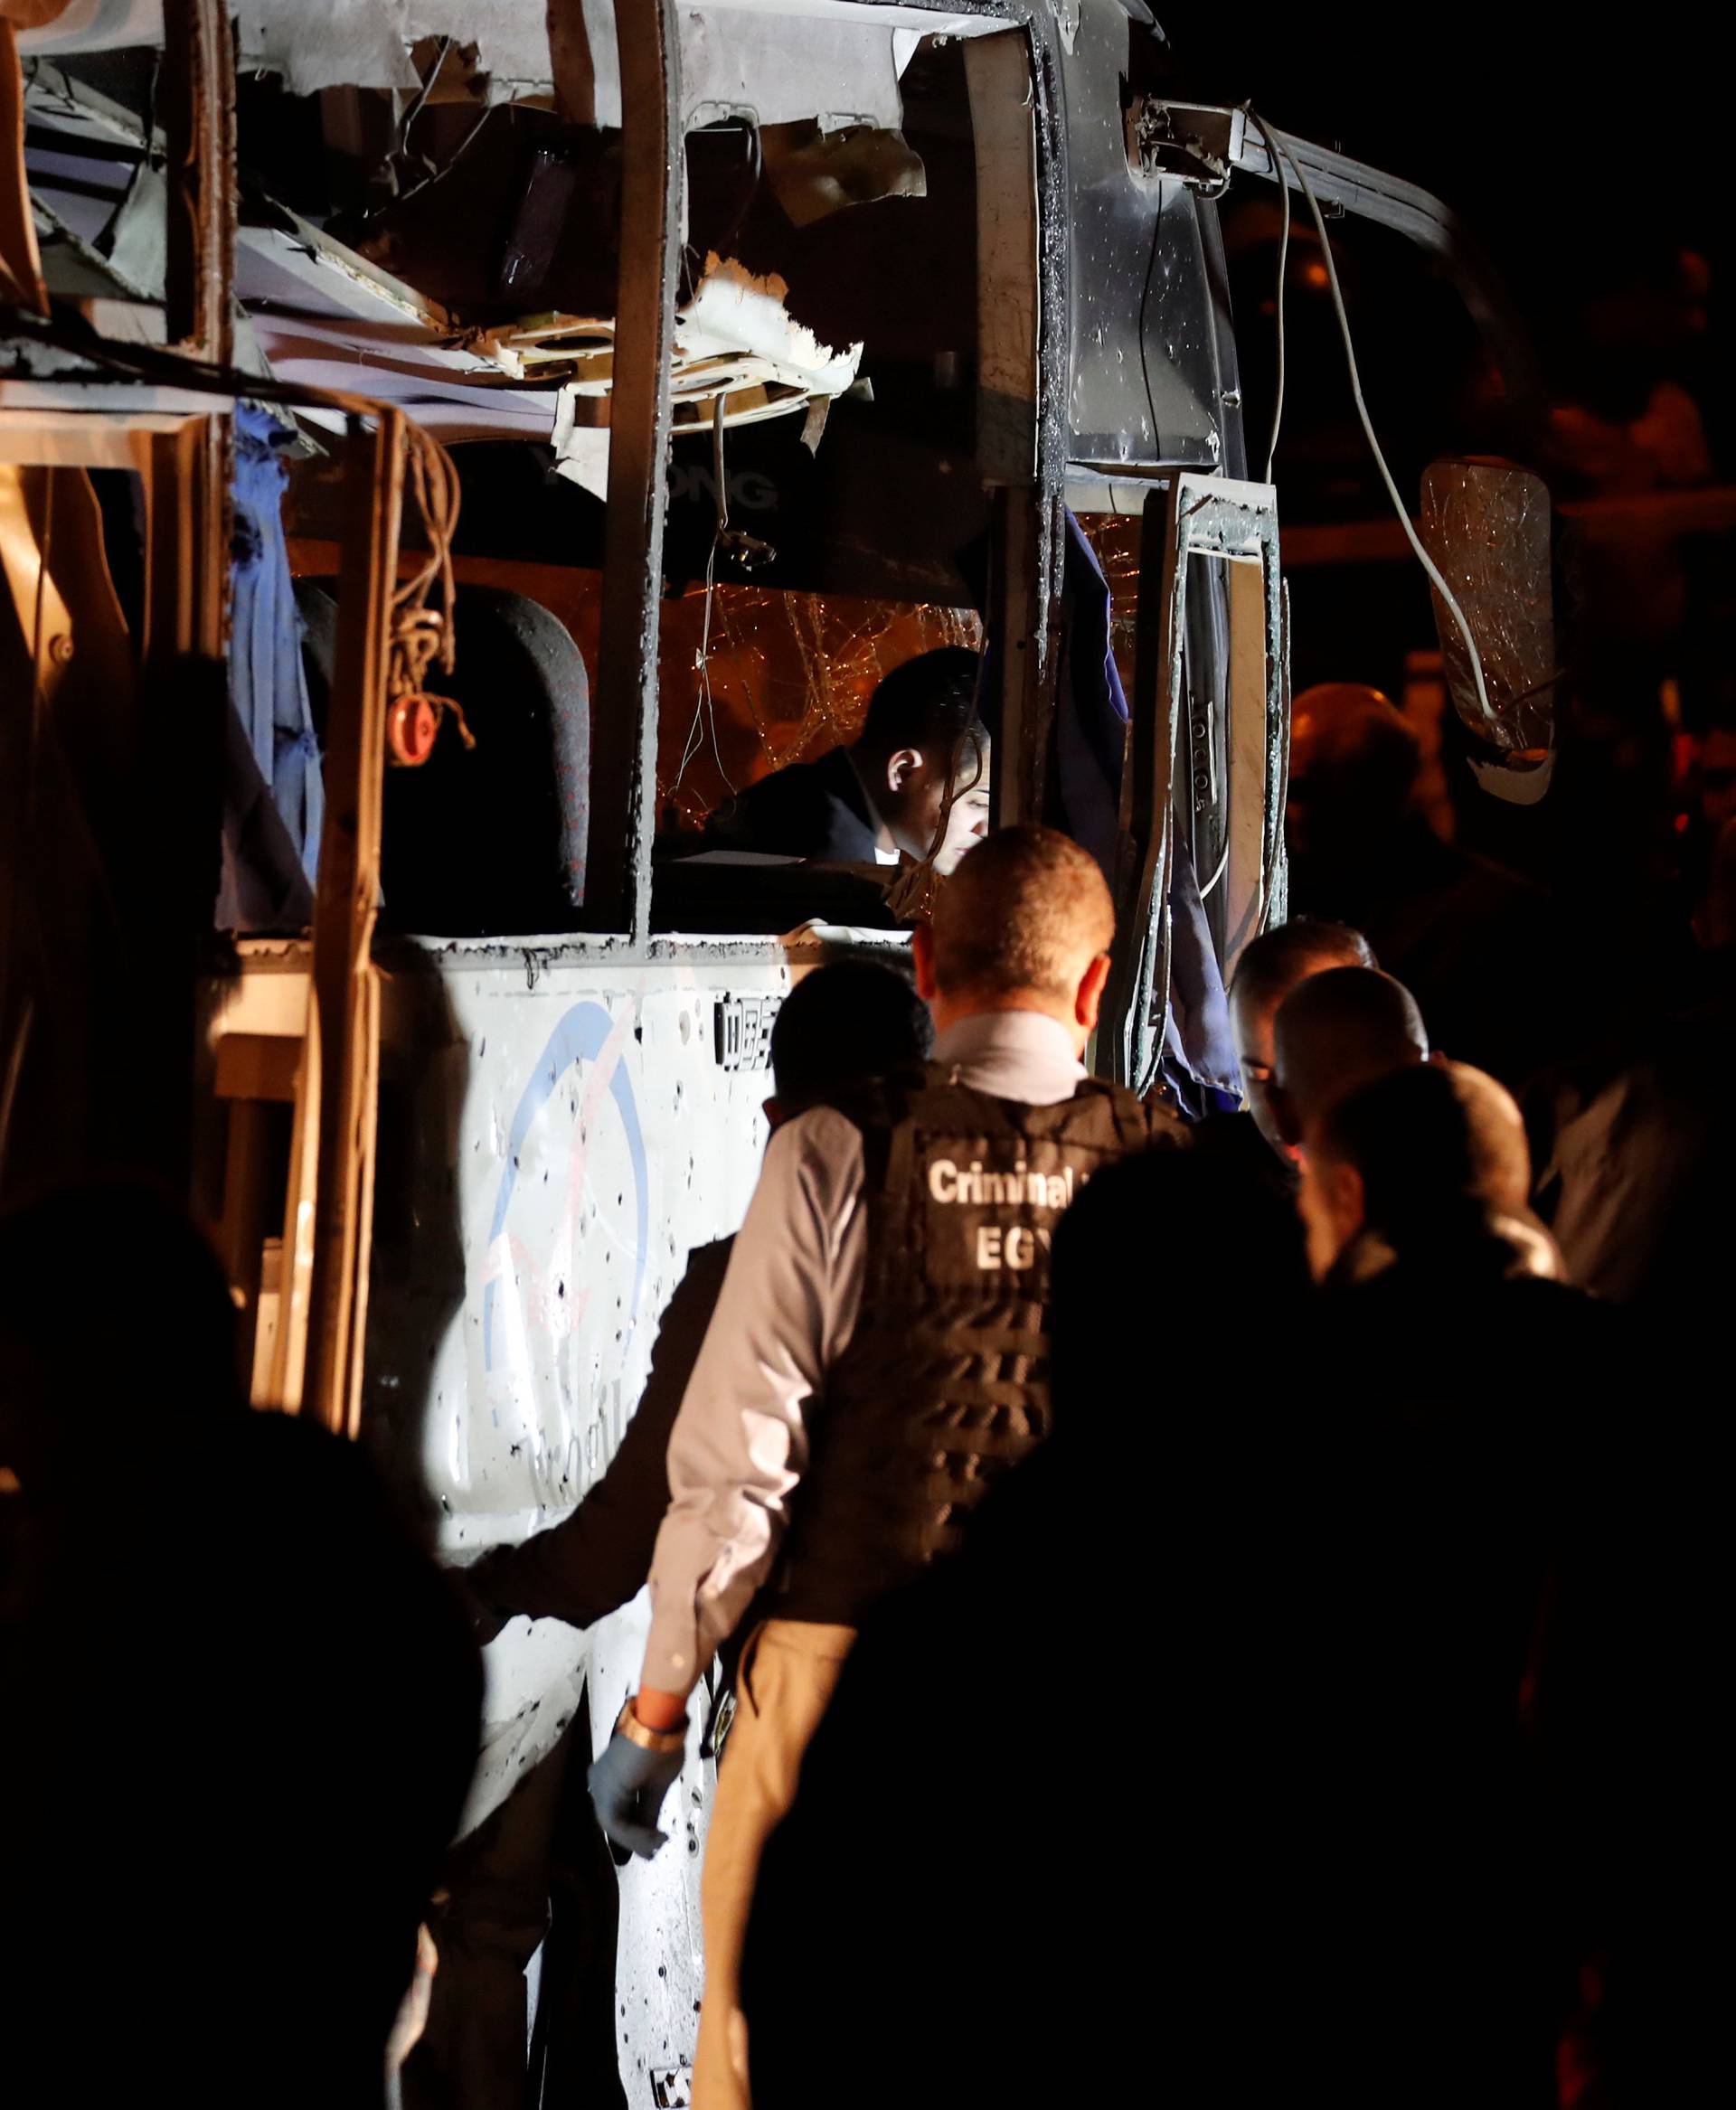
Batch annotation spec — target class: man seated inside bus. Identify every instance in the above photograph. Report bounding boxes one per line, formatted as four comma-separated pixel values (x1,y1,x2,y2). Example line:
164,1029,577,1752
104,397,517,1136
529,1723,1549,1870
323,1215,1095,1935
705,645,990,875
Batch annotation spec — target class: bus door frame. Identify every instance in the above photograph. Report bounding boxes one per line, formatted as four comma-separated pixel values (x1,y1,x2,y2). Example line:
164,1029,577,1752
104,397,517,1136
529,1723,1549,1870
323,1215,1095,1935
1104,473,1288,1095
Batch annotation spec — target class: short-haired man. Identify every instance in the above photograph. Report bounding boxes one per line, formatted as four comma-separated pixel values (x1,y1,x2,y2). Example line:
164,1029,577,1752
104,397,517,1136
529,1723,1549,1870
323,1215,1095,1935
1270,964,1429,1157
1284,1063,1621,2098
1297,1060,1559,1286
1228,918,1376,1158
588,827,1180,2110
707,645,989,874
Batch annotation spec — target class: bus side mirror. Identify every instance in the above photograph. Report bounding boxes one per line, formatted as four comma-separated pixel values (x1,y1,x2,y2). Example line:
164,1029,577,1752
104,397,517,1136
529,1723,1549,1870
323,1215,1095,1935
1420,458,1559,804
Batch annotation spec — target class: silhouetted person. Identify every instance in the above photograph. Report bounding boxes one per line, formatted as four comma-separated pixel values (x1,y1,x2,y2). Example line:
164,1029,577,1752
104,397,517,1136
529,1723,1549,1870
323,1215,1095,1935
741,1146,1312,2109
1269,961,1429,1155
1222,917,1376,1163
408,961,935,2110
0,1180,480,2110
1297,1056,1564,1291
1286,682,1572,1086
1444,1058,1539,1218
1530,902,1736,1314
705,646,989,873
1293,1066,1622,2105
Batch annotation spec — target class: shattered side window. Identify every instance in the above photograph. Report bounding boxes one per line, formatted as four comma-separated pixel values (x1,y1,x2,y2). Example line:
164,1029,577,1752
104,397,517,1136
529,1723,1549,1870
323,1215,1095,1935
205,16,998,938
650,586,986,936
640,34,992,934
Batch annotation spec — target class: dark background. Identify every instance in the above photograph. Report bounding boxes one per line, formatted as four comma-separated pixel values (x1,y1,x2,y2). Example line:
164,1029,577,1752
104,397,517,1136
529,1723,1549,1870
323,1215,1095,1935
1170,15,1736,899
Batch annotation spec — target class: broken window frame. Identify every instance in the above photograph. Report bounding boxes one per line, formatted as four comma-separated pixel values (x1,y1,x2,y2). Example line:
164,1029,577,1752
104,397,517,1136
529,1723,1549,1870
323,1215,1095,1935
1102,471,1287,1096
583,0,1071,922
579,0,682,944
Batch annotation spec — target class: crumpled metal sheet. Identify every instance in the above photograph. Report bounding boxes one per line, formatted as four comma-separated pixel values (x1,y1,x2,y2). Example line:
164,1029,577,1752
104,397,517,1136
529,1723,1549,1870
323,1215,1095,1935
680,5,901,130
234,2,489,96
550,252,863,499
1420,457,1556,759
25,1,963,134
231,0,910,128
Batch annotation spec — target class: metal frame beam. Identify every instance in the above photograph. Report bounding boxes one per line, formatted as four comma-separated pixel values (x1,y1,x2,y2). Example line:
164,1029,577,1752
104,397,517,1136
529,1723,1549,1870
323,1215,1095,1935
1102,473,1286,1093
1222,111,1543,436
297,412,404,1435
582,0,683,940
160,0,236,366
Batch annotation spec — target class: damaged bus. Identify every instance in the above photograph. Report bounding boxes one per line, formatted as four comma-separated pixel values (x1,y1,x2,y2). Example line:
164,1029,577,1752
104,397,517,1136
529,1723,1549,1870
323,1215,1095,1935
2,0,1556,2096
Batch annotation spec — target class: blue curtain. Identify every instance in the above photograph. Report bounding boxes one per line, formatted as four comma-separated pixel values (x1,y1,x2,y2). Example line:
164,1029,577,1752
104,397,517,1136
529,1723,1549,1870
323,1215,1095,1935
216,404,322,930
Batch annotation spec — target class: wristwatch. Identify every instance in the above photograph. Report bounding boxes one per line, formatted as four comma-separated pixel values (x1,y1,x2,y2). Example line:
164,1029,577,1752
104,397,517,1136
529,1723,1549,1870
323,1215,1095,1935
616,1698,688,1755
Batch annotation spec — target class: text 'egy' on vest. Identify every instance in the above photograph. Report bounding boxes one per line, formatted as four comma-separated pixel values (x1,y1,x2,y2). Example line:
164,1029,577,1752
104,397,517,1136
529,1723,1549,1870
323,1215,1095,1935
773,1061,1181,1626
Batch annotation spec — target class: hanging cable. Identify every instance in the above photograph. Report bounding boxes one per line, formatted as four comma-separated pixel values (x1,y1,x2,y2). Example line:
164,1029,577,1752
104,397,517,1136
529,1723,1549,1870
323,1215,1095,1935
0,299,467,756
395,37,453,164
673,394,736,803
1252,116,1494,731
391,102,495,212
1243,105,1289,484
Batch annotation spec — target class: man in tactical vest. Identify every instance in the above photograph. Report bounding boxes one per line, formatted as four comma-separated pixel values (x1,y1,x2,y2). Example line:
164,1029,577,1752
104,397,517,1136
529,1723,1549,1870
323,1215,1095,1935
588,825,1181,2110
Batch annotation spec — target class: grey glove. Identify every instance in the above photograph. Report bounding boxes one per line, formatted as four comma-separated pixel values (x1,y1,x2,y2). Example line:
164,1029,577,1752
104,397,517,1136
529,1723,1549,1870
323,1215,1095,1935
588,1729,684,1860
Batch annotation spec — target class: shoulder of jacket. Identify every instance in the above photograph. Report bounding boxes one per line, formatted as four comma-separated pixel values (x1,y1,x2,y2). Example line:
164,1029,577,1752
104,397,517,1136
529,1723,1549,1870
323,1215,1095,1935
809,1063,931,1135
1068,1077,1191,1142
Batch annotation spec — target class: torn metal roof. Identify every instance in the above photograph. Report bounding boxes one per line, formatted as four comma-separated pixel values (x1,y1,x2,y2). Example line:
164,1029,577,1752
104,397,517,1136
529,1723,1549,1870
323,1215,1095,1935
22,0,1005,130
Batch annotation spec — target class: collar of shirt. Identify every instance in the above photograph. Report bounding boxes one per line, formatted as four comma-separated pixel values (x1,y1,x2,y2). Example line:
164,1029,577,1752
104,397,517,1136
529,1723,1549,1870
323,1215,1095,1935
843,750,901,864
931,1009,1087,1104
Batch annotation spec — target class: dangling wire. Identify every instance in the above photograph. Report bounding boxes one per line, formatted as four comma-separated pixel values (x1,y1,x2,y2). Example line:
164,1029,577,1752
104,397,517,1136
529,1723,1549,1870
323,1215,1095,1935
392,35,453,193
1243,105,1289,484
1253,114,1494,731
673,394,736,803
0,300,473,755
387,416,470,757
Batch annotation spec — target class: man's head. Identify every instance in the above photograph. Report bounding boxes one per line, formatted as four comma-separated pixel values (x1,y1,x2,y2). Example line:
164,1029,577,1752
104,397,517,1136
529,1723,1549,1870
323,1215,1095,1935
1053,1147,1309,1406
1442,1060,1533,1217
1229,918,1376,1154
854,646,989,873
1286,683,1421,863
1297,1060,1533,1282
1271,965,1429,1155
766,957,935,1125
913,825,1115,1053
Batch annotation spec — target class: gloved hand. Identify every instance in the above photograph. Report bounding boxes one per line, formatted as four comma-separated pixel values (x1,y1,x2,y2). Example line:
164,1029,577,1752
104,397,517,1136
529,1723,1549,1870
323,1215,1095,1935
588,1730,684,1860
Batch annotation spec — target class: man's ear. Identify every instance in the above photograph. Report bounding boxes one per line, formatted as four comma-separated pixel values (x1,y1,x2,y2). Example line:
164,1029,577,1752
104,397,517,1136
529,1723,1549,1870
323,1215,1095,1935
1075,952,1113,1031
911,922,939,1003
884,745,925,793
1330,1159,1366,1242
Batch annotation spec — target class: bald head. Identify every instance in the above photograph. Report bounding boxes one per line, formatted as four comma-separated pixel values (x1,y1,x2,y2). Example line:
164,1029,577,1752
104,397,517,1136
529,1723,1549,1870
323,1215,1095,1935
1441,1060,1532,1216
1230,918,1376,1154
1273,966,1429,1146
918,826,1116,1050
1305,1060,1543,1271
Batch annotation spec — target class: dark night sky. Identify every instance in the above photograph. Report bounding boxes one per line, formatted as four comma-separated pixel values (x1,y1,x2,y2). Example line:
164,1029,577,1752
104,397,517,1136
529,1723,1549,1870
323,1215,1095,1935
1174,14,1734,432
1175,15,1732,277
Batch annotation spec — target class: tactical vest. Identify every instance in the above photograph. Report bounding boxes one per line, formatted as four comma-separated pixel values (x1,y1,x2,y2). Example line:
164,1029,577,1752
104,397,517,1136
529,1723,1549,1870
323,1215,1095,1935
773,1062,1182,1627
